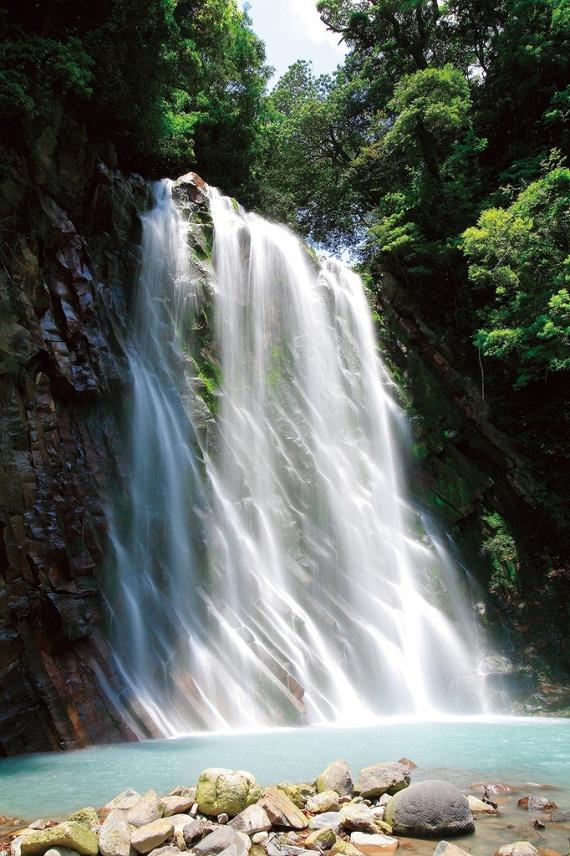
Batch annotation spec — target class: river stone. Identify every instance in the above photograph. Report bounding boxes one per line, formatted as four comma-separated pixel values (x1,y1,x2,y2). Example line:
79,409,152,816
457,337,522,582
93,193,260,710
160,796,194,817
67,810,99,832
196,770,262,818
169,786,197,801
340,806,391,835
131,819,174,854
251,834,268,845
128,791,164,828
146,849,181,856
304,828,336,851
259,788,308,830
20,822,99,856
43,849,79,856
349,833,398,855
331,841,363,856
517,796,558,812
432,843,470,856
229,805,272,835
277,786,316,810
466,795,499,814
495,844,539,856
308,813,341,833
315,762,354,799
105,791,142,811
356,764,410,799
193,827,250,856
306,792,340,814
384,781,474,838
99,810,132,856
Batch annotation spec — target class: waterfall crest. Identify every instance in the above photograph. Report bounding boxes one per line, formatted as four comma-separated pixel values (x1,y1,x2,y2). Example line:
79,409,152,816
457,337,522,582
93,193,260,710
107,179,488,734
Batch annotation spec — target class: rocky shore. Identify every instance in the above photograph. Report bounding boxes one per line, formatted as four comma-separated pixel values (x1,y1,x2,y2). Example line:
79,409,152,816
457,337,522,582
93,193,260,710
2,760,568,856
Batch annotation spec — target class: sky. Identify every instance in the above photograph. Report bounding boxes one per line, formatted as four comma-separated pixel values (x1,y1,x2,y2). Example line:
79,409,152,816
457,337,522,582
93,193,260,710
241,0,347,85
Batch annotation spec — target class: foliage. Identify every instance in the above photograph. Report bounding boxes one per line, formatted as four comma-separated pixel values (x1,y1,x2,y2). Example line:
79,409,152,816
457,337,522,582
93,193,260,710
463,168,570,387
482,512,520,597
0,0,269,195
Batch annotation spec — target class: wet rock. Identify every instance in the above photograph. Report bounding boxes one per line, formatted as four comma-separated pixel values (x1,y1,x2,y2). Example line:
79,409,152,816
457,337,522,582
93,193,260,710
432,843,470,856
384,780,474,838
128,792,164,828
20,822,99,856
229,806,272,835
517,797,558,812
67,811,98,832
276,787,316,810
99,810,132,856
471,784,515,795
397,759,417,772
349,832,399,855
193,827,249,856
304,828,336,851
161,796,194,817
259,788,308,830
495,843,539,856
466,795,499,814
306,793,340,814
106,791,142,811
196,770,262,818
314,762,354,799
131,819,174,854
340,806,391,835
355,765,410,799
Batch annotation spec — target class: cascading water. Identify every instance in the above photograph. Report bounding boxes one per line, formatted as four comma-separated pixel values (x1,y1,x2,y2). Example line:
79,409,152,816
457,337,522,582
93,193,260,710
107,177,489,735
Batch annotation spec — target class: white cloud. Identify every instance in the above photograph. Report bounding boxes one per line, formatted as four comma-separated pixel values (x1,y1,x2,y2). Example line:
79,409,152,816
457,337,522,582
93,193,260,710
288,0,346,55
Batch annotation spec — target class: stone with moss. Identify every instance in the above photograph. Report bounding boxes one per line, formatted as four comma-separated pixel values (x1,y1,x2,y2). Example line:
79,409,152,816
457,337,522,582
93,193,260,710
67,809,99,831
196,768,262,818
305,828,337,851
20,823,99,856
277,783,316,809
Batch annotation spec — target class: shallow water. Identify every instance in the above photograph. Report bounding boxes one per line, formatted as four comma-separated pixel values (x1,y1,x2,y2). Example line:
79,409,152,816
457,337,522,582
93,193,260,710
1,720,570,833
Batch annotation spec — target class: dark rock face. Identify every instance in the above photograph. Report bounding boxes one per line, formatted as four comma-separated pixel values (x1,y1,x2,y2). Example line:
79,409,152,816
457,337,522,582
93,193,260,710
384,780,474,838
0,120,151,755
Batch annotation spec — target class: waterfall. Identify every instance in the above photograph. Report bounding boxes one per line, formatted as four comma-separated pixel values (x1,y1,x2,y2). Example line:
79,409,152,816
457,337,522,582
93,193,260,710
107,178,488,735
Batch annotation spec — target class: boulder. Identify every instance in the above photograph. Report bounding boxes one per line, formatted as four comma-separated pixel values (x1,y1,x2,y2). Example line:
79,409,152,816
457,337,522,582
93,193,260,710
161,796,194,817
340,806,391,835
20,823,99,856
127,791,164,828
259,788,308,830
165,815,196,835
349,833,398,855
304,829,336,851
355,765,410,799
99,810,132,856
307,813,341,833
306,793,340,815
517,797,558,812
276,786,316,810
67,811,99,833
495,844,539,856
229,806,272,835
432,843,470,856
384,780,474,838
105,791,142,811
131,819,174,855
196,770,262,818
314,762,354,799
183,820,208,847
193,827,249,856
466,796,499,815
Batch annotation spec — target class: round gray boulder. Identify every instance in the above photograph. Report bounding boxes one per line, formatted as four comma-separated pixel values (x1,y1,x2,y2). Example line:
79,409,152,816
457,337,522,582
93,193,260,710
384,780,474,838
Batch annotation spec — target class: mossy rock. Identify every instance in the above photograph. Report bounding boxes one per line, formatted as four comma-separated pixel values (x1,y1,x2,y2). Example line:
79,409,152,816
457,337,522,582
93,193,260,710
196,768,262,817
20,822,99,856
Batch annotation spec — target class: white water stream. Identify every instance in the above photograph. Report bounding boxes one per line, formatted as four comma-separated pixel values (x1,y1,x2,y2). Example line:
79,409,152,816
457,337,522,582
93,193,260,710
107,180,489,735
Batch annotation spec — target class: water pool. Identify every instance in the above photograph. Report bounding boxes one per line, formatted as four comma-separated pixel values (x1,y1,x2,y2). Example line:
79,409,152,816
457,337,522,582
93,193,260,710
1,718,569,820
